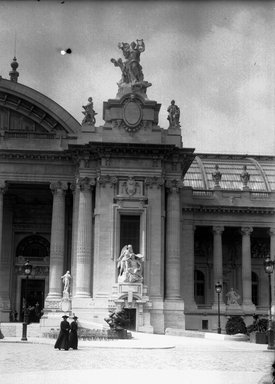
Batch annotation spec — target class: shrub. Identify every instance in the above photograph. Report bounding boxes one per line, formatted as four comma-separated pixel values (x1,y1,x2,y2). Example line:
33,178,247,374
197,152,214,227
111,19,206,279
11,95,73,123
246,315,268,334
225,315,247,335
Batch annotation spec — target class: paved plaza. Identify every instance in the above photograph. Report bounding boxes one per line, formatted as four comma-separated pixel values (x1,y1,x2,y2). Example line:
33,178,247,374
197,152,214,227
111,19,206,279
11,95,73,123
0,333,274,384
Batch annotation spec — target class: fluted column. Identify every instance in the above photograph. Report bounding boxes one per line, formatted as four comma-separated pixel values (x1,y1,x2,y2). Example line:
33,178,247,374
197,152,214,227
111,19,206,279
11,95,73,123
269,228,275,315
46,181,67,301
0,182,6,263
165,180,182,299
70,182,80,296
212,226,224,307
74,177,94,298
241,227,255,310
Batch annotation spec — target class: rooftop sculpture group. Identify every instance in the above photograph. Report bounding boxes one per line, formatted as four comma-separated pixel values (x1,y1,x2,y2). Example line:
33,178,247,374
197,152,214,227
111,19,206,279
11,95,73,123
111,39,152,96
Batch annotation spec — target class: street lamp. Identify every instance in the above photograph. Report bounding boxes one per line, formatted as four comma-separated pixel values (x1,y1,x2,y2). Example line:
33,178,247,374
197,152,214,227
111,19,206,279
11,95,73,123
215,281,222,334
21,260,32,341
263,256,275,350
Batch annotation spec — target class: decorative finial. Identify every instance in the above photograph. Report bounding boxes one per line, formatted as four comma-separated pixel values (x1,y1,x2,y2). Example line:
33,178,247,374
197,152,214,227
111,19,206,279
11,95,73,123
212,164,222,189
240,165,250,190
9,57,19,82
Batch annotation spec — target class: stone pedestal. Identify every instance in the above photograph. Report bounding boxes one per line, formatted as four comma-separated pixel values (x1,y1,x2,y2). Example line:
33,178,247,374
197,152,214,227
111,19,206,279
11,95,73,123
108,283,153,333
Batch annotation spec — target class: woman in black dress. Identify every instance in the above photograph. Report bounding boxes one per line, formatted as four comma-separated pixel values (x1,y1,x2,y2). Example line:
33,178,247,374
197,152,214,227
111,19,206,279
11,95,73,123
54,315,70,350
69,315,78,350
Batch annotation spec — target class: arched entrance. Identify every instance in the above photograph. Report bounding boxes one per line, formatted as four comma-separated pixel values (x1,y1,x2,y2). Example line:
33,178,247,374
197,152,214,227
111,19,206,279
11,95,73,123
16,235,50,322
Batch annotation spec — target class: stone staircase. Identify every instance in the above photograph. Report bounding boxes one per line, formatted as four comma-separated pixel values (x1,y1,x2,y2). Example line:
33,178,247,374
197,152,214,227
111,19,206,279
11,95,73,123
0,322,41,338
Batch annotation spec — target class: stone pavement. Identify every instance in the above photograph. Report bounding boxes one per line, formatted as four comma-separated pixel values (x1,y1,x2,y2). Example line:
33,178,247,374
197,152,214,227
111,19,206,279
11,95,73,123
0,332,274,384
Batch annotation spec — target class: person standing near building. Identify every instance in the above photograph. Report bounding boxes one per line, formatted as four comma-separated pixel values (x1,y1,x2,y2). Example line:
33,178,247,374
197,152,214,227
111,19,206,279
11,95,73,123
69,315,78,350
54,315,70,351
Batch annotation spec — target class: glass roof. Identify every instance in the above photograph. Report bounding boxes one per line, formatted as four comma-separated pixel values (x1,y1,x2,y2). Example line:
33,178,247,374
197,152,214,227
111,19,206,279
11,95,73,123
184,155,274,191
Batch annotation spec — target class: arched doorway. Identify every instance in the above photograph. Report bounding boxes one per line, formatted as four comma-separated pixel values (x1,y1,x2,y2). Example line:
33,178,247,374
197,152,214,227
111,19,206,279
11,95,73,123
16,235,50,322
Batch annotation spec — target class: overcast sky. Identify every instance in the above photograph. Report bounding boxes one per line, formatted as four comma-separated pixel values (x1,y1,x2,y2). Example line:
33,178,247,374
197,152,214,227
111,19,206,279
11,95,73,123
0,0,274,155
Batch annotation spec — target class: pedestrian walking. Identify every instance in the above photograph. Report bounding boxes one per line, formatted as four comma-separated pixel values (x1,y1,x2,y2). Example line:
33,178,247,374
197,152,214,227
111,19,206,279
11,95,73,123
54,315,70,351
69,315,78,350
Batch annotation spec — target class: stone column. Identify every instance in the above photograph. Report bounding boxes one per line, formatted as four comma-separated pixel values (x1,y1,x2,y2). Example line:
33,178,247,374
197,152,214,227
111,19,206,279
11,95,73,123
269,228,275,316
165,180,182,299
212,226,224,307
0,181,8,321
241,227,255,311
74,177,94,298
70,182,80,296
145,177,165,334
45,181,67,302
164,179,184,329
182,221,196,310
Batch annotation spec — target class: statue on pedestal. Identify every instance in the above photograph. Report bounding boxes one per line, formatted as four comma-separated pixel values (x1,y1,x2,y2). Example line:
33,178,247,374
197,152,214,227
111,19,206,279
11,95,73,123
167,100,180,128
81,97,97,125
117,244,143,283
111,39,151,96
61,271,71,295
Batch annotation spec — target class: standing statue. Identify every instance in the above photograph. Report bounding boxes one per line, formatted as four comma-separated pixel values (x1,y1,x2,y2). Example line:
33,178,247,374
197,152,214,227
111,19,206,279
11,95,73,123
82,97,97,125
226,288,240,306
167,100,180,128
117,244,143,283
61,271,71,294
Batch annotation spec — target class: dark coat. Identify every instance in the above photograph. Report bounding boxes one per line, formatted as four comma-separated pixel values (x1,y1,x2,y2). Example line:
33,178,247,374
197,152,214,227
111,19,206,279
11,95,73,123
54,320,70,350
69,320,78,349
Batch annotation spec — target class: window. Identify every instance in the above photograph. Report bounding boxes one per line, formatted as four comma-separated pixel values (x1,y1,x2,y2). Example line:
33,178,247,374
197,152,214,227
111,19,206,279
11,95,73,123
120,215,140,253
194,270,205,304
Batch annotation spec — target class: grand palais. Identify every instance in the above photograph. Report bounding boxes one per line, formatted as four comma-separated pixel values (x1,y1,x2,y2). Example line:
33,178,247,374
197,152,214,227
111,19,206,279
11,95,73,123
0,44,274,335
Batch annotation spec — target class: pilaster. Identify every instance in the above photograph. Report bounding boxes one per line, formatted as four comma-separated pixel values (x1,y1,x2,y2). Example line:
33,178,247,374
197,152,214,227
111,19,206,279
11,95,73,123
269,228,275,316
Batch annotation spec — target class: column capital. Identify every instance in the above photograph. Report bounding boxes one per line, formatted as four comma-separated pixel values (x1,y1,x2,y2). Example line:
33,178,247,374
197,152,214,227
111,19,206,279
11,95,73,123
97,175,118,188
241,227,253,236
212,226,224,235
166,178,183,193
145,176,165,189
77,177,96,192
269,228,275,236
50,181,68,194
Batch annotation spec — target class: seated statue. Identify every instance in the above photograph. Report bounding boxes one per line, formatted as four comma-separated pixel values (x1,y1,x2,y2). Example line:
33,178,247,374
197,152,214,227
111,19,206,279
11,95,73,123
226,288,240,306
117,244,143,283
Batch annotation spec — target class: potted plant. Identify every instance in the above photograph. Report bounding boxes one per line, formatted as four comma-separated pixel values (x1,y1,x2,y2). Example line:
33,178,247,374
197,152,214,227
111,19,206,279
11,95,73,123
247,314,268,344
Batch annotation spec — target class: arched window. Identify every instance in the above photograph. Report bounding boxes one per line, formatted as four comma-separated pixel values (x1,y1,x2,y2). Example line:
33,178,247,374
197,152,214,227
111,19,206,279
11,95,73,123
16,235,50,259
194,270,205,305
252,272,259,306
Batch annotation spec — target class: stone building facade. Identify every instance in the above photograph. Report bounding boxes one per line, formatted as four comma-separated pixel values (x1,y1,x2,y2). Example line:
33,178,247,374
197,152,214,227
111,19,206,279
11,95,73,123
0,57,274,334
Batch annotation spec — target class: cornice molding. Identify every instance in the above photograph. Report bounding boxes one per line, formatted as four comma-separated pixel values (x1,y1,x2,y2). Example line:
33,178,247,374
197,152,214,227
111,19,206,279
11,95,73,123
182,206,275,215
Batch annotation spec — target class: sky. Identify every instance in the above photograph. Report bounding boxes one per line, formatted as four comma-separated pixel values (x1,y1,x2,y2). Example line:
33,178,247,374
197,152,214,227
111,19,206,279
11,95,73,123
0,0,274,155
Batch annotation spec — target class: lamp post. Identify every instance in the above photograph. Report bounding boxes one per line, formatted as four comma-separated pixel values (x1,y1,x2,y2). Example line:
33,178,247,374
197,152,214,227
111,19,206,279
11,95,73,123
263,256,275,350
215,281,222,334
21,260,32,341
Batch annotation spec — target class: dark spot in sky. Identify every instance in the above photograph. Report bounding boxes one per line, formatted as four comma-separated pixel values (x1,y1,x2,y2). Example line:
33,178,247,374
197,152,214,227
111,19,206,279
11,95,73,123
66,48,72,54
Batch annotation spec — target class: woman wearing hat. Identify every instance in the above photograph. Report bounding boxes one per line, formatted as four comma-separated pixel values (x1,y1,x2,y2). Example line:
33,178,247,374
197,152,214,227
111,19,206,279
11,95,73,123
54,315,70,351
69,315,78,350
